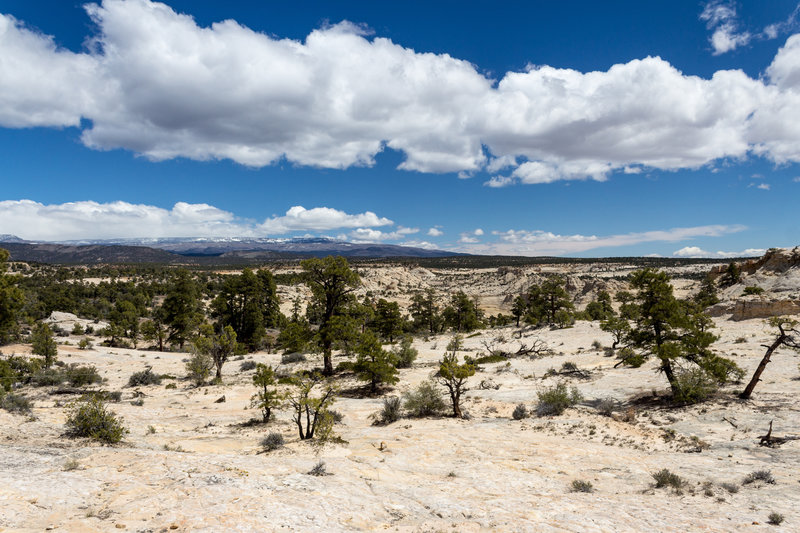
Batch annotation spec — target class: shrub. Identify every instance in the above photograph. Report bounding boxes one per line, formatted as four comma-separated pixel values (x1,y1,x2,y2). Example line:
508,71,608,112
536,383,583,416
239,360,257,372
596,397,617,417
767,512,784,526
260,431,285,452
672,368,718,404
392,337,418,369
71,323,84,335
0,393,32,414
743,286,764,296
403,380,446,417
165,383,177,389
652,469,685,490
78,338,93,350
64,396,128,444
512,403,528,420
570,479,594,493
371,396,402,425
721,482,740,494
127,367,162,387
743,470,775,485
185,351,213,386
591,340,603,350
474,354,507,364
65,364,102,387
31,367,65,387
307,460,329,476
280,352,307,364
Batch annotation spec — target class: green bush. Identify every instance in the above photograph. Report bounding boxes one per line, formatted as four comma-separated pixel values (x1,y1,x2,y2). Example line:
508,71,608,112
239,360,257,372
570,479,594,493
672,368,718,404
280,352,307,364
260,431,285,451
392,337,418,369
65,364,102,387
0,393,33,414
767,512,784,526
512,403,528,420
128,367,162,387
371,396,402,425
64,396,128,444
185,352,213,386
743,470,775,485
652,469,685,491
536,383,583,416
403,380,446,417
743,286,764,296
31,367,65,387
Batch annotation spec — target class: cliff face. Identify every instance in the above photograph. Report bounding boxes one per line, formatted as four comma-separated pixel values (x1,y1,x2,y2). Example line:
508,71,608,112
708,247,800,320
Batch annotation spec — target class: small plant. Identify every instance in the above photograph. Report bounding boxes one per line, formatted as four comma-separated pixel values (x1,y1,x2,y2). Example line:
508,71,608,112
63,458,80,471
78,338,93,350
672,368,718,404
66,364,102,387
307,460,329,476
743,470,775,485
185,351,214,386
371,396,402,425
239,360,257,372
767,512,785,526
280,352,307,364
64,396,128,444
734,337,747,344
591,340,603,350
743,286,765,296
652,469,685,491
130,398,144,406
127,367,161,387
596,397,617,417
721,482,739,494
570,479,594,493
260,431,285,452
403,380,446,417
31,367,65,387
536,383,583,416
147,425,157,434
165,383,177,389
392,336,418,368
1,393,33,414
512,403,528,420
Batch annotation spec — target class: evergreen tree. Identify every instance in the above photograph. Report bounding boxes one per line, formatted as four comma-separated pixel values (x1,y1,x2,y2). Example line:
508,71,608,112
301,256,360,375
373,299,404,342
0,249,23,344
31,322,58,369
161,269,202,350
251,364,283,422
437,345,475,418
352,331,399,393
442,291,480,332
409,288,441,334
194,324,237,382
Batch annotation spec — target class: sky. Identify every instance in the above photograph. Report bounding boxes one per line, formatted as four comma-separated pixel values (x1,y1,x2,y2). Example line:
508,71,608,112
1,0,799,257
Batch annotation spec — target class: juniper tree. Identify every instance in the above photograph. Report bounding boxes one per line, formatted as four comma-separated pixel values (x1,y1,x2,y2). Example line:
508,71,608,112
352,331,399,393
740,317,800,399
437,338,475,418
31,323,58,369
301,256,360,375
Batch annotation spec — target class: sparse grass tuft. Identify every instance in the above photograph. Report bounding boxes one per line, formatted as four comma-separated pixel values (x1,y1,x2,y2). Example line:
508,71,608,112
743,470,775,486
768,512,785,526
260,432,285,452
570,479,594,493
652,469,685,491
512,403,528,420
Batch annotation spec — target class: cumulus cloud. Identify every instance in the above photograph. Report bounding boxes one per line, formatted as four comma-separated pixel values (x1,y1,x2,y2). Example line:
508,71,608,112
427,227,443,237
455,224,746,256
757,183,771,190
348,226,418,242
4,1,800,183
0,200,393,240
259,206,391,233
673,246,765,258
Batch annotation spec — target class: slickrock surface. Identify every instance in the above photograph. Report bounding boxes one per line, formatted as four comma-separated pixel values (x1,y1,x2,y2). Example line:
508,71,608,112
2,318,799,532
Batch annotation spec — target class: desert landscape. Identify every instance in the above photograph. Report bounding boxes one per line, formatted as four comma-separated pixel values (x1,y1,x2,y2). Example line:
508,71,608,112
2,248,799,532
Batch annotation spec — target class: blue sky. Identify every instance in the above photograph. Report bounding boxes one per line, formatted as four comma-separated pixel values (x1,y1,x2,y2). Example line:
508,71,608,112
0,0,799,257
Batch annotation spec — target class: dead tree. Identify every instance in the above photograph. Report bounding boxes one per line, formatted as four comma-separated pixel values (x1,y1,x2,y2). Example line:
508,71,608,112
740,318,799,400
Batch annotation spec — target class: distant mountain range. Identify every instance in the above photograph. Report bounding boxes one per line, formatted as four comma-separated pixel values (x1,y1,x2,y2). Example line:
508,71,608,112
0,235,462,264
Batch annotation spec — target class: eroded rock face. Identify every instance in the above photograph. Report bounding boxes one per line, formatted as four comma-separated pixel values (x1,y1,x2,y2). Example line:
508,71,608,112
708,299,800,320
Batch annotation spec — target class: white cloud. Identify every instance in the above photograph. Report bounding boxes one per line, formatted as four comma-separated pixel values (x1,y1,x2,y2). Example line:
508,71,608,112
0,200,393,240
455,224,746,256
700,1,800,55
348,226,418,242
427,227,443,237
673,246,765,258
794,176,800,182
4,1,800,183
473,228,484,236
459,234,479,244
757,183,771,190
399,240,438,250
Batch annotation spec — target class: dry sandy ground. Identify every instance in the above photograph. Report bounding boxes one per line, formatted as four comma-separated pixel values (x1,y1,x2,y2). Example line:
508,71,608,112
2,318,799,532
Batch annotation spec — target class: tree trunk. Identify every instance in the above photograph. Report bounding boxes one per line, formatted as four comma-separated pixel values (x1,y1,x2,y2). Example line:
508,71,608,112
662,359,679,396
215,362,223,381
740,336,783,399
323,351,333,375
